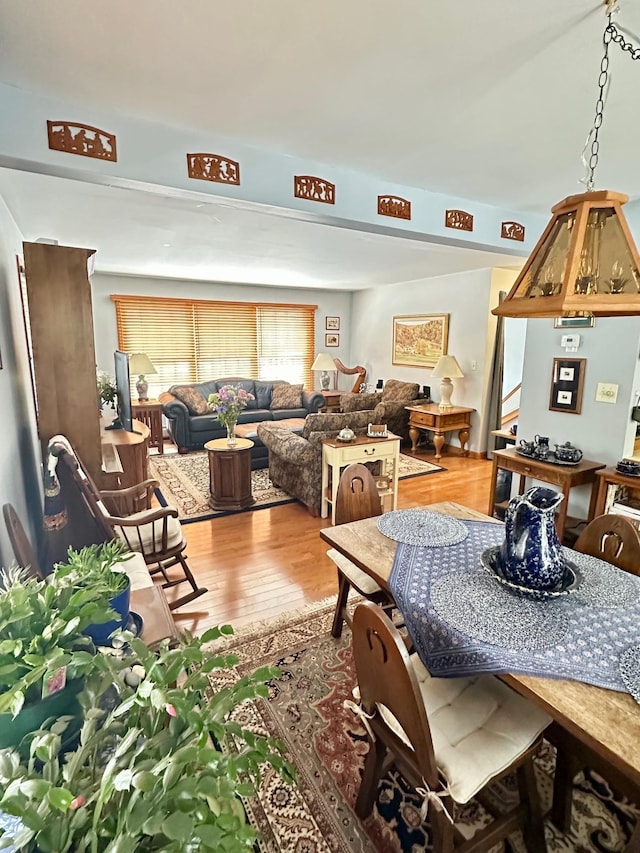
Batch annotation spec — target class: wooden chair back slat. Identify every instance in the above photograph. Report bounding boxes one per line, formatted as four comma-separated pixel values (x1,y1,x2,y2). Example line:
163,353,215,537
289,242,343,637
335,463,382,526
574,514,640,576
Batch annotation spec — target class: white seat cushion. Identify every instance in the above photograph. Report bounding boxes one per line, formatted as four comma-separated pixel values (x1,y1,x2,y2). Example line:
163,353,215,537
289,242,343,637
327,548,383,596
112,552,153,591
378,655,551,804
114,512,184,555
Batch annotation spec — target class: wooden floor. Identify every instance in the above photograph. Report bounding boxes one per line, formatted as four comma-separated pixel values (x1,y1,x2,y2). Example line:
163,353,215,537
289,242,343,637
163,450,494,636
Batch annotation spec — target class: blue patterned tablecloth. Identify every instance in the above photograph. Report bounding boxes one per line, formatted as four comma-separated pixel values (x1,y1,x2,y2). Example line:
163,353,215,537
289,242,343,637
389,520,640,692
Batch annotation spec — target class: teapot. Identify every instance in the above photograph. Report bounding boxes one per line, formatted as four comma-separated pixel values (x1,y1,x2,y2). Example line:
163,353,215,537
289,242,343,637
554,441,583,463
337,425,355,442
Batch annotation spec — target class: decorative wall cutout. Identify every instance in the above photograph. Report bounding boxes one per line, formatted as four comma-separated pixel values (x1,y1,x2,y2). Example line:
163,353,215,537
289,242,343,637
378,195,411,220
294,175,335,204
445,209,473,232
501,221,525,242
187,153,240,185
47,121,117,161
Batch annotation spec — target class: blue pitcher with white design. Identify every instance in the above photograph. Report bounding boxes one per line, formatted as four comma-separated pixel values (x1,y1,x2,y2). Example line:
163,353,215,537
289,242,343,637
500,487,564,590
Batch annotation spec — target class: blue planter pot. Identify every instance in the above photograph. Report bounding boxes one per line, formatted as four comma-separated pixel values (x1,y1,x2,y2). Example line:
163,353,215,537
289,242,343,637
84,580,131,646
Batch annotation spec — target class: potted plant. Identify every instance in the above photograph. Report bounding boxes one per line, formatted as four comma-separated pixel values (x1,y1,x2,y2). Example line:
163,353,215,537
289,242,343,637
0,564,117,750
0,625,294,852
52,541,133,646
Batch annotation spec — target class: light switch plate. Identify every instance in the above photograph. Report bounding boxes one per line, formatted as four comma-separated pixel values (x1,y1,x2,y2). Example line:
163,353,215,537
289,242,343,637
595,382,619,403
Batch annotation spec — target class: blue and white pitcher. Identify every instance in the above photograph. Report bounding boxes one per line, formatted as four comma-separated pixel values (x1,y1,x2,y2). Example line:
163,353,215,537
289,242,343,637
499,487,564,590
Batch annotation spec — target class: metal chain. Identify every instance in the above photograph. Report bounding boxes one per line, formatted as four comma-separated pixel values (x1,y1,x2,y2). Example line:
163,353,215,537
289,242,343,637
586,10,640,191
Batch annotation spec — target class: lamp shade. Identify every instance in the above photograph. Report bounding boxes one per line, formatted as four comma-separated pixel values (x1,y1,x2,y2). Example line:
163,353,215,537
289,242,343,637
311,353,337,372
431,355,464,379
128,353,157,376
493,190,640,318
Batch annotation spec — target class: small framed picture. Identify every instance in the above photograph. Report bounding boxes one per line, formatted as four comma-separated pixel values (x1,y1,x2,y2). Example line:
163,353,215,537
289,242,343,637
326,316,340,331
553,316,595,329
325,333,339,347
549,357,586,414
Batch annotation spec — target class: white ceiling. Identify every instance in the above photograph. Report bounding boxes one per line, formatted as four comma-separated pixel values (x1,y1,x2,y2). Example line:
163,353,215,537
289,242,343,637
1,0,639,288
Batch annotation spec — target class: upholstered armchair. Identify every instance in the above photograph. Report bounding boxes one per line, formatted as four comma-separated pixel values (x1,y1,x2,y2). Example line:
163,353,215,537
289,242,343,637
340,379,424,441
256,410,375,516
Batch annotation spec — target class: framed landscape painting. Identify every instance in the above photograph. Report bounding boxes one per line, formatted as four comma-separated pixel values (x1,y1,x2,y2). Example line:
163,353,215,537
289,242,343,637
392,314,449,368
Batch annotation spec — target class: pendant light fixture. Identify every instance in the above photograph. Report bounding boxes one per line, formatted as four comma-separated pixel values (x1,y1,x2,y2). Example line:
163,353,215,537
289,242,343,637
494,1,640,319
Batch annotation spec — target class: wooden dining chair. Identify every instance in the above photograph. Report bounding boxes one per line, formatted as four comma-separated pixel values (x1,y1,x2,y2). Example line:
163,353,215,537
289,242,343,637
328,463,396,638
549,513,640,834
2,503,44,580
50,438,207,611
350,601,550,853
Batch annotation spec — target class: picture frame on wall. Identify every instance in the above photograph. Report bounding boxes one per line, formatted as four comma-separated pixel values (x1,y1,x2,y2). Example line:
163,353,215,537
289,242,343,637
553,316,595,329
325,333,339,347
549,357,586,414
392,314,449,368
325,316,340,331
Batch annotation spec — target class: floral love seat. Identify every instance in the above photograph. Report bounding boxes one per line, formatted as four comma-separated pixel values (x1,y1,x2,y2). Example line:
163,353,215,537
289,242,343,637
339,379,425,441
159,377,324,466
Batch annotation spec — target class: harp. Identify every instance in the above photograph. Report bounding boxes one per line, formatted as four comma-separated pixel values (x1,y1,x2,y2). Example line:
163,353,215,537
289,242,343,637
333,359,366,393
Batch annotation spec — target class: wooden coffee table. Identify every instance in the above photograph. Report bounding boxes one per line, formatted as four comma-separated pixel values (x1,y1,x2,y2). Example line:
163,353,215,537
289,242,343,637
205,438,255,511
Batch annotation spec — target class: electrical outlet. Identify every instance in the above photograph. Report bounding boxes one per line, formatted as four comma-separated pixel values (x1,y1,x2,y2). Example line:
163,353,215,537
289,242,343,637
595,382,619,403
470,360,477,371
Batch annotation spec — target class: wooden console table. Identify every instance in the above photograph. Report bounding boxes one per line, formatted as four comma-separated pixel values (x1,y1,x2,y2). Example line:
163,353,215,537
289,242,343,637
132,399,164,454
321,434,400,524
405,403,475,460
205,438,255,511
488,447,606,539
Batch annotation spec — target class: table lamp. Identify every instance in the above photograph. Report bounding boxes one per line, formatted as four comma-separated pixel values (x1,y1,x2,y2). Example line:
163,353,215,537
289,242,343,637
129,352,157,402
311,353,337,390
431,354,464,409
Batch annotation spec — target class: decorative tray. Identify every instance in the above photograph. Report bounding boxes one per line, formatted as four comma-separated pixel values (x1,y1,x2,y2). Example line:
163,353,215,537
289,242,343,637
480,546,579,600
515,448,580,467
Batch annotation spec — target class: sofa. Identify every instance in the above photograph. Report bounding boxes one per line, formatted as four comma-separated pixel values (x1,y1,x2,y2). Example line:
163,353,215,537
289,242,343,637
159,378,325,466
339,379,426,441
257,409,376,515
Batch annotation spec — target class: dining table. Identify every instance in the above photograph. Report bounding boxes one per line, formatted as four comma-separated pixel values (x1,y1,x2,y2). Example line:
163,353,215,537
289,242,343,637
319,500,640,811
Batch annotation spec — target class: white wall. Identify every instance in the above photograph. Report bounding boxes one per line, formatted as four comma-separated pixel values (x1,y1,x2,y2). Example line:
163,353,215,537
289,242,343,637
518,315,640,515
350,268,499,454
0,197,41,565
90,273,355,395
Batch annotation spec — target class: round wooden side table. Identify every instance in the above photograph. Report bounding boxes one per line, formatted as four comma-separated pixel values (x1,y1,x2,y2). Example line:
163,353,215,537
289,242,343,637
204,438,255,511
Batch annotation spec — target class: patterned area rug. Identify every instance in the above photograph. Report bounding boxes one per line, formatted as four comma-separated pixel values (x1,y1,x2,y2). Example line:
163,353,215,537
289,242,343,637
208,598,639,853
149,452,444,523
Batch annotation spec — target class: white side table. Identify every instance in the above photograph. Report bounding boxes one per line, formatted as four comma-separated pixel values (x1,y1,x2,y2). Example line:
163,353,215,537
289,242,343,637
321,434,401,524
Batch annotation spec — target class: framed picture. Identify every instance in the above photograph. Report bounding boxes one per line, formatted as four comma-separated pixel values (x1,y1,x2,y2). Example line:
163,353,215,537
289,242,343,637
325,316,340,331
392,314,449,368
325,333,339,347
549,357,586,414
553,316,595,329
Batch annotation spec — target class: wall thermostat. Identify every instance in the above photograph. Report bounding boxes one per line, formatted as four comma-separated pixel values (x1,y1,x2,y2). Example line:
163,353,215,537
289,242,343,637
561,334,581,352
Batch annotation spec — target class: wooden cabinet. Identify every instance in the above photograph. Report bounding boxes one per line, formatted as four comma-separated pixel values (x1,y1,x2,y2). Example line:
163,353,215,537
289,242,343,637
22,242,103,484
405,403,475,460
593,467,640,520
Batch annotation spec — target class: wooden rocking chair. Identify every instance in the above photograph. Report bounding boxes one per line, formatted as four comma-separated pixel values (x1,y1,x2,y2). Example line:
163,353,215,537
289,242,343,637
50,439,207,611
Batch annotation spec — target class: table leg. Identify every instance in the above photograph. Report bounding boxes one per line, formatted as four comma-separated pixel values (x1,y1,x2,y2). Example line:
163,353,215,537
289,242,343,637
408,424,420,453
458,427,470,456
321,453,329,519
487,456,499,517
330,461,339,525
557,487,571,539
433,431,445,460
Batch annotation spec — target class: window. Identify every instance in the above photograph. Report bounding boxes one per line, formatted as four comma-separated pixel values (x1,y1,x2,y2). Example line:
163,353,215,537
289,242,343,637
111,295,317,397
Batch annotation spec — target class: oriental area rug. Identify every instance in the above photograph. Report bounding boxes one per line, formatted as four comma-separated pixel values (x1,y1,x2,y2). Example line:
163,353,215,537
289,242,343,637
149,451,444,523
208,598,639,853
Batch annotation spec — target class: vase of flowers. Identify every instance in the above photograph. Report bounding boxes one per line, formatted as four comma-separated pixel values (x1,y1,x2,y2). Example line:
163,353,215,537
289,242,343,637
208,385,255,447
96,370,117,412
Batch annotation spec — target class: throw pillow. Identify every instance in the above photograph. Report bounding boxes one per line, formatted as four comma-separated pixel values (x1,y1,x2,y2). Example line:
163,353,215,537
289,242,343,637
171,386,212,415
381,379,419,402
254,381,273,409
271,383,303,409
